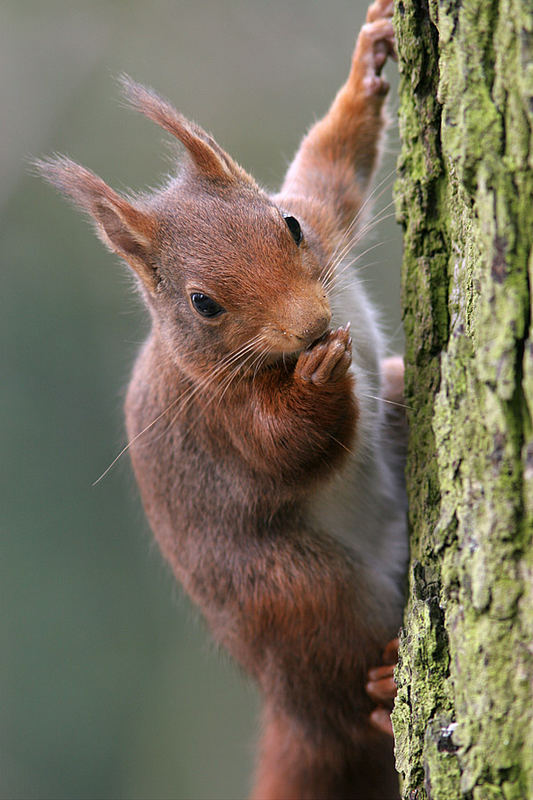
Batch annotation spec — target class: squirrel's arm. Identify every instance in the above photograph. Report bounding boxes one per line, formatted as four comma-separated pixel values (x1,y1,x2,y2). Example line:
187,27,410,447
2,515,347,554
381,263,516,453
217,327,357,486
276,0,394,247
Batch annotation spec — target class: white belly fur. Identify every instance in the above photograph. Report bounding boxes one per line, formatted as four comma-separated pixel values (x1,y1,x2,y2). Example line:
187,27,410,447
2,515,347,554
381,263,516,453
307,272,408,633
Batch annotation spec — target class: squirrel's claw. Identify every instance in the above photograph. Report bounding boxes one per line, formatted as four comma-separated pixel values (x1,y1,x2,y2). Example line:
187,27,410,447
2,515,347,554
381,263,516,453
366,0,394,24
366,637,399,737
366,664,396,705
295,325,352,386
369,706,394,737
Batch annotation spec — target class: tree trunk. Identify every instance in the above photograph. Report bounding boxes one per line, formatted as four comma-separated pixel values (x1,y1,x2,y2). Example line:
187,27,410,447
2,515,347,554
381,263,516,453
392,1,533,798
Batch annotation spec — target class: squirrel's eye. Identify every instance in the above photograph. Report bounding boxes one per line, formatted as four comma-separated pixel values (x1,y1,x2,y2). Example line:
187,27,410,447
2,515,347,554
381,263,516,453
190,292,225,319
283,214,303,246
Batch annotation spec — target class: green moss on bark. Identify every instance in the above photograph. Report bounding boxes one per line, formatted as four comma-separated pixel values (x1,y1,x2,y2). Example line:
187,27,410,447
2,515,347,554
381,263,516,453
392,0,533,797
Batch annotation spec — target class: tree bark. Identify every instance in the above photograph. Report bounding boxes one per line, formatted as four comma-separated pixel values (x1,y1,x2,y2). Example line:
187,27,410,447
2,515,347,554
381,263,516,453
392,1,533,798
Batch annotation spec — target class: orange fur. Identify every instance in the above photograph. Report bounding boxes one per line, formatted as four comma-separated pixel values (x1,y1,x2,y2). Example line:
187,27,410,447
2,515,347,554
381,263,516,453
37,1,405,797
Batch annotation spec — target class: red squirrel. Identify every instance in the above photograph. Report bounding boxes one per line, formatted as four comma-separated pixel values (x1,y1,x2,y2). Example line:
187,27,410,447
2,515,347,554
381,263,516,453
38,1,407,797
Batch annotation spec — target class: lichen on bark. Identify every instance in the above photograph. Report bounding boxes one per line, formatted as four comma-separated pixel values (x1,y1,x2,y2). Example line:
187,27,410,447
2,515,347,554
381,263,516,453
392,0,533,798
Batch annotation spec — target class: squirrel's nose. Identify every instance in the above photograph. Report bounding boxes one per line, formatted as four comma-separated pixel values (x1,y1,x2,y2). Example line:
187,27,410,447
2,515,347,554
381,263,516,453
299,308,331,345
298,285,332,345
273,282,332,351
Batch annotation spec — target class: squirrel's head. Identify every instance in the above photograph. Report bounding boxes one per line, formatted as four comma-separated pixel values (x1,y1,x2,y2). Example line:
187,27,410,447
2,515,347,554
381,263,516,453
36,77,332,379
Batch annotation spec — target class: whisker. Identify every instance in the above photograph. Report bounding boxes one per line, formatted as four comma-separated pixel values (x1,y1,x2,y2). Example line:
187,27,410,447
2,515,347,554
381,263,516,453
360,392,412,410
92,334,266,484
336,168,396,243
350,204,398,244
176,343,273,441
323,177,405,279
322,240,388,294
215,348,261,406
92,395,182,486
321,203,398,291
326,262,382,298
327,432,355,456
176,338,271,435
172,343,261,423
253,350,270,380
328,200,397,271
320,168,397,283
385,322,405,354
162,340,260,420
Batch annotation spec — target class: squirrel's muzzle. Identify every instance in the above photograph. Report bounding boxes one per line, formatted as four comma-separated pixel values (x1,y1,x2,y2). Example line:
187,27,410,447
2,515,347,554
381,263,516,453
266,283,332,353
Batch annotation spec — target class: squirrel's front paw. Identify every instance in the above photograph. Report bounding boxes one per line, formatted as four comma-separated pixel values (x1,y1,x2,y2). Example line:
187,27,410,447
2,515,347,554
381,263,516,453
295,324,352,386
353,6,396,97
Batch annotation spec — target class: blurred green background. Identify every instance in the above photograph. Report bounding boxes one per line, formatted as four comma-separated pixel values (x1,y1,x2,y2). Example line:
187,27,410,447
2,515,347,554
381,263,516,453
1,1,402,798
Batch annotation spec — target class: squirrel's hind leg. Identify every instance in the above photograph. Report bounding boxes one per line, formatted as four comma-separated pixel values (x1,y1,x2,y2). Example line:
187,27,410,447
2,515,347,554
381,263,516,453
251,704,399,800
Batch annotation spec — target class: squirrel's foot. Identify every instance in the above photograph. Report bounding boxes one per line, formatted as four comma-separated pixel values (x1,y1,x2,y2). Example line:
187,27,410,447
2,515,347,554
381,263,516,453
295,325,352,385
353,4,396,98
381,356,404,406
366,637,398,737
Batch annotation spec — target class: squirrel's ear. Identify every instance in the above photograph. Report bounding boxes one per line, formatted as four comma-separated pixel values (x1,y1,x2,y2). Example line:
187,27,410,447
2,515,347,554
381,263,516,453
35,156,158,291
119,75,249,183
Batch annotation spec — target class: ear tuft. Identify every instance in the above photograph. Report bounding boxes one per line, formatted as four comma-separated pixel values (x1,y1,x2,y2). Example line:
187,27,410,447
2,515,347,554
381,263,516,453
35,155,158,291
34,155,109,213
118,74,244,182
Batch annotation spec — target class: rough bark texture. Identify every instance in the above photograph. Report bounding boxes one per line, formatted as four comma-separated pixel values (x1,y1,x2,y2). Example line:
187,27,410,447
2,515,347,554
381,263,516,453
392,1,533,798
